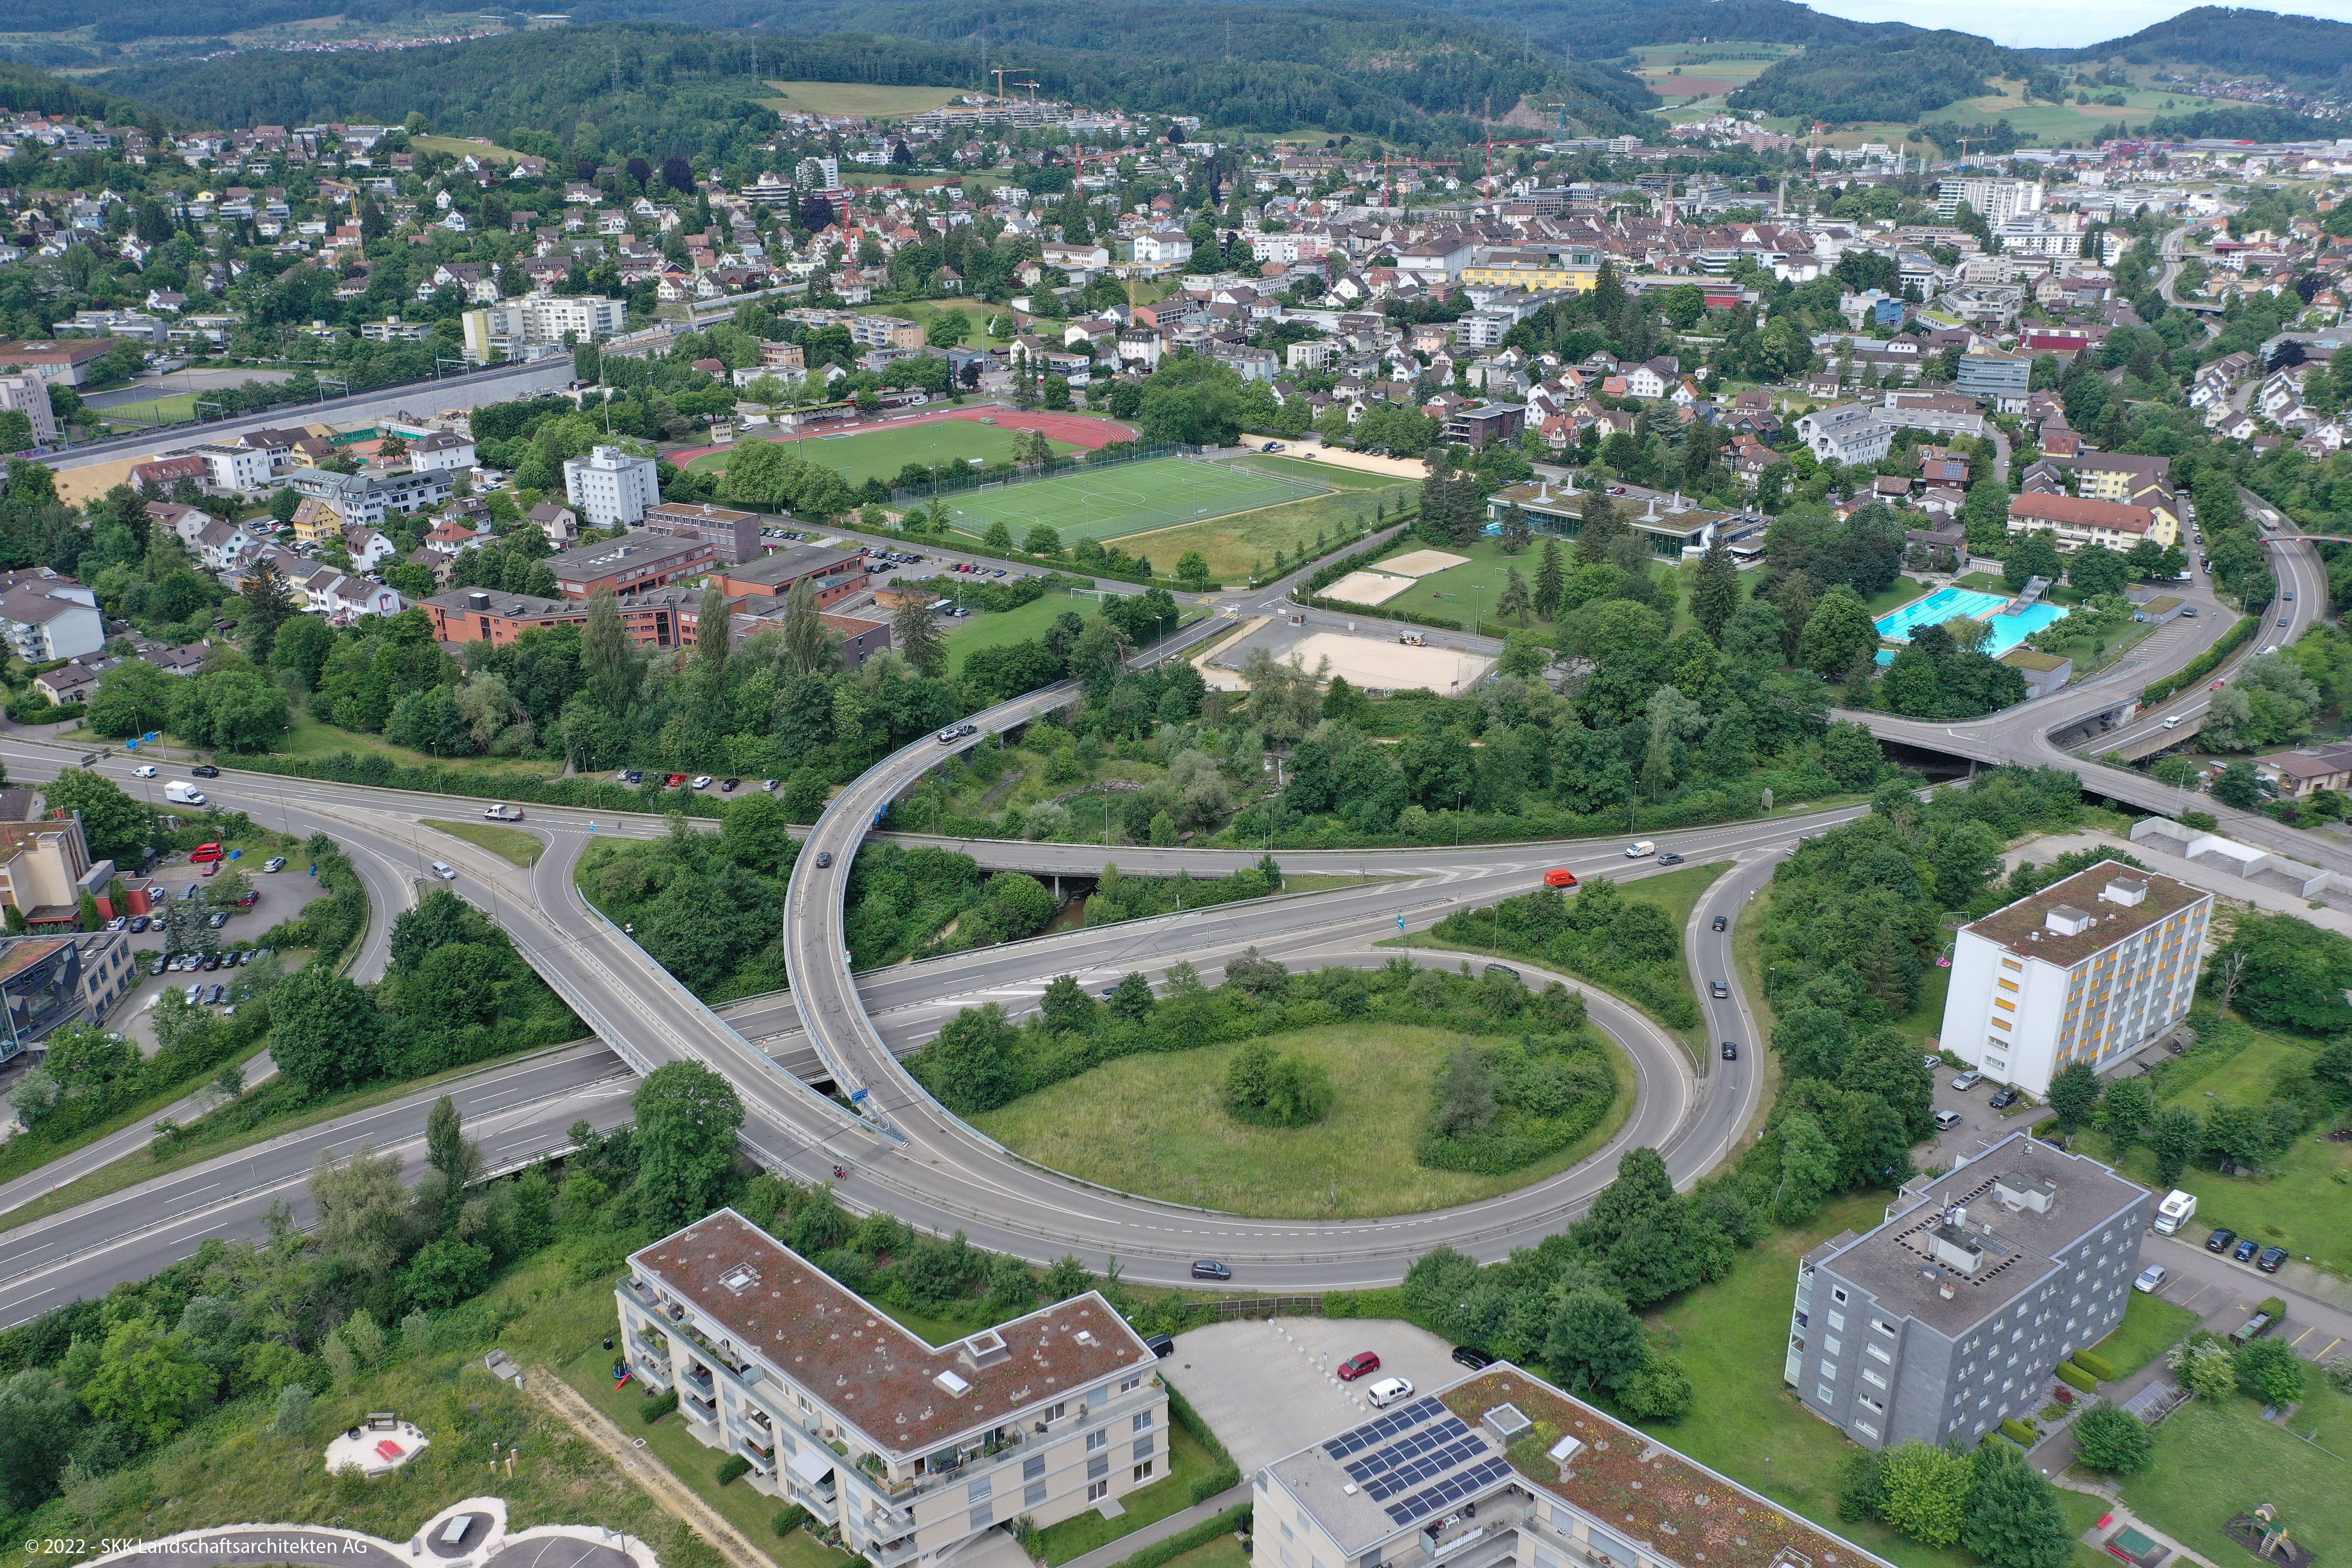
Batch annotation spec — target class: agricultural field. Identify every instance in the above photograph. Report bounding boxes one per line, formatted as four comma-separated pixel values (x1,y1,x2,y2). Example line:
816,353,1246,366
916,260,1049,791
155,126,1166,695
1632,42,1800,110
760,80,965,117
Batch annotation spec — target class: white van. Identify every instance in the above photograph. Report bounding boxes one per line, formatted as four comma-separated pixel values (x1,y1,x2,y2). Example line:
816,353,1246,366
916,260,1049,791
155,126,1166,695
2162,716,2184,730
1625,840,1657,858
163,781,207,805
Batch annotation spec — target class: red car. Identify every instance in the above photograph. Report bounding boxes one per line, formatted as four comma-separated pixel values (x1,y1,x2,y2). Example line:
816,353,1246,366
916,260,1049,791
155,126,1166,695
1337,1351,1381,1381
665,773,688,788
1544,868,1579,888
2211,680,2226,691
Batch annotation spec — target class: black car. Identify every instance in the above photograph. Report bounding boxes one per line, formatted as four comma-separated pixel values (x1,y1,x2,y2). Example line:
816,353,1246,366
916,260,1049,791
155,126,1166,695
1190,1259,1232,1281
1989,1085,2021,1109
190,764,220,778
1451,1346,1493,1371
2207,1228,2238,1253
1143,1333,1175,1358
1712,915,1728,932
2257,1246,2288,1273
2233,1237,2260,1262
720,778,741,793
1721,1041,1738,1060
1483,963,1520,982
815,851,833,869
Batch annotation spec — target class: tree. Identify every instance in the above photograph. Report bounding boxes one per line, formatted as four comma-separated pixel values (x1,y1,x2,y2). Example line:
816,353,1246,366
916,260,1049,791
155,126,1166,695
1962,1440,2074,1568
2100,1075,2156,1159
2047,1060,2101,1133
1543,1288,1647,1397
1770,1111,1842,1223
311,1143,410,1280
780,576,833,677
37,769,152,864
2234,1337,2306,1405
2168,1333,2236,1401
0,1368,83,1511
272,963,385,1092
1690,537,1740,644
79,1317,215,1445
1799,584,1879,677
2213,760,2263,808
423,1093,484,1211
892,595,948,677
1175,550,1210,590
402,1237,493,1310
2148,1104,2203,1185
1534,537,1565,621
1877,1439,1975,1547
633,1062,746,1227
2068,545,2130,600
2071,1405,2154,1474
582,588,638,713
88,658,177,739
2004,532,2064,592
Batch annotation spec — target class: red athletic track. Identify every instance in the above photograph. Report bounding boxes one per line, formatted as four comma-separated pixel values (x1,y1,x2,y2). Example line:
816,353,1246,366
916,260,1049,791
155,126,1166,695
667,406,1135,469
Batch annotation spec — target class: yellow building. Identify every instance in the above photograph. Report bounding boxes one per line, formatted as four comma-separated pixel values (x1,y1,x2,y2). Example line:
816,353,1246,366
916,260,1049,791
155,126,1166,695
1460,248,1602,293
290,495,345,546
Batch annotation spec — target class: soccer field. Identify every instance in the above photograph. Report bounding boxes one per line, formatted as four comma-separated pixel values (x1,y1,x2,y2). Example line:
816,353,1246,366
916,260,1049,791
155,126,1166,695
941,457,1329,544
686,421,1081,487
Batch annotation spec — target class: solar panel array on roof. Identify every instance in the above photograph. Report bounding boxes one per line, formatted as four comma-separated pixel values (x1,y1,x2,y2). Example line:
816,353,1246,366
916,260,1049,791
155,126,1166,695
1322,1397,1445,1458
1382,1456,1515,1526
1343,1416,1474,1484
1360,1433,1489,1501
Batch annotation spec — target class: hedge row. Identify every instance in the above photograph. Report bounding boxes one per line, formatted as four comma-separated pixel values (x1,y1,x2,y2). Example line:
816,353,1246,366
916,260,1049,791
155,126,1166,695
1165,1384,1241,1504
1104,1505,1252,1568
2055,1361,2098,1393
2142,612,2257,705
1295,594,1468,633
228,750,725,820
2073,1348,2119,1382
1999,1417,2038,1446
262,833,371,971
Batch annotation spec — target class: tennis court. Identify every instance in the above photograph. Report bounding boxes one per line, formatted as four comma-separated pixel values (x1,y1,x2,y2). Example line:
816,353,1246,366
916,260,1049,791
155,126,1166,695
941,456,1330,544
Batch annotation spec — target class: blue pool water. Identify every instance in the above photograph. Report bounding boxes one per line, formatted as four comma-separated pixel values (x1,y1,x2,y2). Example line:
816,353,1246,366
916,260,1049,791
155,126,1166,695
1871,588,2069,664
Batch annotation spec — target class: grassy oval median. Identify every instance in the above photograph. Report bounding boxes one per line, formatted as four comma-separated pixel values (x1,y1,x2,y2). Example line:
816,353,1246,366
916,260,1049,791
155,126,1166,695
969,1020,1635,1218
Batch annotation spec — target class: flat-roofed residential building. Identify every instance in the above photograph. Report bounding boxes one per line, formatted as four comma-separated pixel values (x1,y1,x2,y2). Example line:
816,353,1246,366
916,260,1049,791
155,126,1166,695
1795,402,1896,467
546,529,717,599
562,444,662,528
708,543,870,609
645,500,763,565
618,1211,1167,1568
1939,860,2209,1096
1788,1133,2152,1450
1259,1363,1900,1568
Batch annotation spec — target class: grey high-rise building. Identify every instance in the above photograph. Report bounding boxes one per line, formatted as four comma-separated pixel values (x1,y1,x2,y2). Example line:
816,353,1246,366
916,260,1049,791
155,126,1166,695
1785,1133,2152,1450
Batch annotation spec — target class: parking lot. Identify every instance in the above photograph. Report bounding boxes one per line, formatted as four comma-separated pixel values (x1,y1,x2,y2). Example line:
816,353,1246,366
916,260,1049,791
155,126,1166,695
1160,1317,1463,1477
110,848,331,1057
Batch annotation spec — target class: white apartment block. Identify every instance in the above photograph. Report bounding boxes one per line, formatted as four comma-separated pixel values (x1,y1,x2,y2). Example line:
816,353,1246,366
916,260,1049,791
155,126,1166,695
189,442,276,493
1934,178,2045,225
1939,860,2210,1096
1794,402,1894,467
563,444,662,527
0,372,58,446
460,294,628,363
618,1212,1169,1568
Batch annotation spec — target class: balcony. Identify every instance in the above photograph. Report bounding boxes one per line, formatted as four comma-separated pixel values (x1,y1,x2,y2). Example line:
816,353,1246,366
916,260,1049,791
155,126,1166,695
683,1364,715,1397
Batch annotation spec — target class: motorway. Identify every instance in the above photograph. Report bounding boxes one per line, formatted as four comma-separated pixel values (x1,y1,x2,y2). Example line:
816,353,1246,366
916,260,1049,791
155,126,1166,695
0,508,2332,1324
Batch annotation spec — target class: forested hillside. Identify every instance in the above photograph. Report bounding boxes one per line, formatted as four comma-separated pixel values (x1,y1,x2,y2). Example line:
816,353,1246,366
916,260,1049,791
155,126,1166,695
2050,5,2352,82
1727,31,2023,122
95,6,1652,145
1426,0,1901,62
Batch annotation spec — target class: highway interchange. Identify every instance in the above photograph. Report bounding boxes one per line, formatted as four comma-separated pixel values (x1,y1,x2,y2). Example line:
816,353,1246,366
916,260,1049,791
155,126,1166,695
0,525,2331,1327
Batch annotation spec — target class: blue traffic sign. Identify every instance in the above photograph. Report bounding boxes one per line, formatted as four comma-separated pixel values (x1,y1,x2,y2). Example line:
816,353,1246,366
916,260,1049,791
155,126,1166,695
126,739,138,750
1397,914,1406,931
143,732,159,743
850,1087,870,1103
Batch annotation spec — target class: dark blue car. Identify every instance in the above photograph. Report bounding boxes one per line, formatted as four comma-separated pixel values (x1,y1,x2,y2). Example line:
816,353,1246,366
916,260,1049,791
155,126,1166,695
2233,1237,2261,1263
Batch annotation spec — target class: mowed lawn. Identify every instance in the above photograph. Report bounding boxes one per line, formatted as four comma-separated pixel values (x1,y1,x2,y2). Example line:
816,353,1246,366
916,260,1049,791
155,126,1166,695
2116,1378,2352,1568
942,591,1091,673
971,1022,1634,1218
941,457,1328,544
1377,536,1571,633
2088,1289,2202,1379
1124,456,1415,581
759,79,964,117
687,421,1080,487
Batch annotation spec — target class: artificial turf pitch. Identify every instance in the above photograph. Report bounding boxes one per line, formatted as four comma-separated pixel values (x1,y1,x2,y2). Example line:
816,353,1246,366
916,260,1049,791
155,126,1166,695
940,456,1329,543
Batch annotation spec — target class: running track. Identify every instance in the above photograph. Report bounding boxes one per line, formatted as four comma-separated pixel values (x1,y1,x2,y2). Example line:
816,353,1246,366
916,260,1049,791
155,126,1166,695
668,405,1135,468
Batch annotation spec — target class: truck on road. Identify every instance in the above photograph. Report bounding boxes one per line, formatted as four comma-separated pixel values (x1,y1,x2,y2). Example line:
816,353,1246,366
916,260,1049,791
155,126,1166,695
2153,1188,2198,1235
164,781,208,805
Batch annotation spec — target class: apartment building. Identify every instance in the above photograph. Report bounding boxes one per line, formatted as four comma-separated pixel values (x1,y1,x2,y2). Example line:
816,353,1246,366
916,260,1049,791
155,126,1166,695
0,371,59,445
2006,492,2177,552
1955,350,2033,408
1934,178,2045,225
0,930,134,1063
562,445,662,528
707,544,870,609
459,294,627,362
0,808,110,928
1939,860,2209,1095
186,442,276,494
1259,1363,1898,1568
1795,402,1895,467
1788,1134,2152,1450
0,573,104,663
284,466,453,528
618,1212,1167,1568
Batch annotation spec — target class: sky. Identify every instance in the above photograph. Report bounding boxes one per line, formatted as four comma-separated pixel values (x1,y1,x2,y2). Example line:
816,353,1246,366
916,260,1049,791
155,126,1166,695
1802,0,2352,48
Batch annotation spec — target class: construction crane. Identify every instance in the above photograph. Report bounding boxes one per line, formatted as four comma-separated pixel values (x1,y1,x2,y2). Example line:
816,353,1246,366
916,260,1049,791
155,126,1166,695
987,67,1029,100
1544,102,1574,143
1952,134,1981,167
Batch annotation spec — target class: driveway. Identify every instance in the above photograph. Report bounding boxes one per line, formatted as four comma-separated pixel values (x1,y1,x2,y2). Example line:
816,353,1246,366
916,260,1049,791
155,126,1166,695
1161,1317,1461,1477
1914,1063,2043,1169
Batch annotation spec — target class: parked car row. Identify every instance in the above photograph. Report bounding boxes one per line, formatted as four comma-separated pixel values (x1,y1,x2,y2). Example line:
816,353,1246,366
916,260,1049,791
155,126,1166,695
150,947,270,977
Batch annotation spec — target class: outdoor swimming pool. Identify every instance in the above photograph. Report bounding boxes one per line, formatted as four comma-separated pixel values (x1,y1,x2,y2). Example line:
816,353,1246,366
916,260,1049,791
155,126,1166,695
1872,588,2070,664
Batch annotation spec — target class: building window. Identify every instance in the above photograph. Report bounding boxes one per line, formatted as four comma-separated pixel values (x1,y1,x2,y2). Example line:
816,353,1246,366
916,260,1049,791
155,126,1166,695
970,1506,994,1530
1090,1481,1110,1504
1089,1456,1110,1482
1025,1457,1046,1482
1874,1320,1896,1337
1823,1336,1842,1357
1822,1362,1838,1381
1832,1288,1848,1304
1827,1311,1845,1332
969,1478,992,1503
1816,1383,1836,1404
1135,1437,1155,1462
1134,1461,1156,1483
1120,1376,1143,1393
1026,1482,1048,1508
1134,1412,1154,1433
